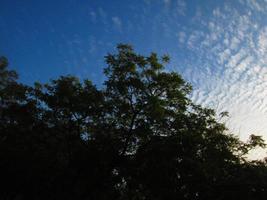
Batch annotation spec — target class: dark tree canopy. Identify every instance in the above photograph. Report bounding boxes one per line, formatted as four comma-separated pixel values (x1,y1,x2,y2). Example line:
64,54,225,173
0,45,267,200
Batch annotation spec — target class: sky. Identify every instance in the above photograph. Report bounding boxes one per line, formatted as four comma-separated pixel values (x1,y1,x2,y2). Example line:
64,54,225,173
1,0,267,159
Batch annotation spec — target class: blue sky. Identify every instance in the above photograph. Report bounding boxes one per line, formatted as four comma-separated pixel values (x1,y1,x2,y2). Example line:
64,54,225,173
1,0,267,158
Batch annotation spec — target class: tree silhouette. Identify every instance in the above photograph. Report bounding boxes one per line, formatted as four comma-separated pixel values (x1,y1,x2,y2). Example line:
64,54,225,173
0,45,267,200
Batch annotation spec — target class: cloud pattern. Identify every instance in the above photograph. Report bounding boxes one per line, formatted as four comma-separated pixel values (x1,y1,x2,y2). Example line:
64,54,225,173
173,0,267,158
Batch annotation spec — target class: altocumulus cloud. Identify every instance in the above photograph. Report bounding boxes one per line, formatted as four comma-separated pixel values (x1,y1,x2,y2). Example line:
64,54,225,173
174,0,267,159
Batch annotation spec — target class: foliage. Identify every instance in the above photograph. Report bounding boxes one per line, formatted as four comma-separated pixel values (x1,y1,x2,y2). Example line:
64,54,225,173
0,46,267,200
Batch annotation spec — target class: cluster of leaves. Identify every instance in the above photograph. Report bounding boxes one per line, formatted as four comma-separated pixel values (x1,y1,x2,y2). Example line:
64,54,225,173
1,45,267,200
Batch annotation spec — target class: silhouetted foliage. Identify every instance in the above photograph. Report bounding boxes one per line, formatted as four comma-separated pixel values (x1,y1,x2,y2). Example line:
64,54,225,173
0,46,267,200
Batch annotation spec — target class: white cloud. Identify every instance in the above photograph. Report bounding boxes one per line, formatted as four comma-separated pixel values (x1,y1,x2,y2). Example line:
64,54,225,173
258,27,267,55
89,11,97,23
246,0,265,12
112,16,122,31
163,0,171,5
176,0,267,159
176,0,186,15
178,31,186,44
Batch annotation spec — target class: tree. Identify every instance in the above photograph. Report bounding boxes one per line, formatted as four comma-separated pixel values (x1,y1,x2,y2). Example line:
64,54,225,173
0,45,266,200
